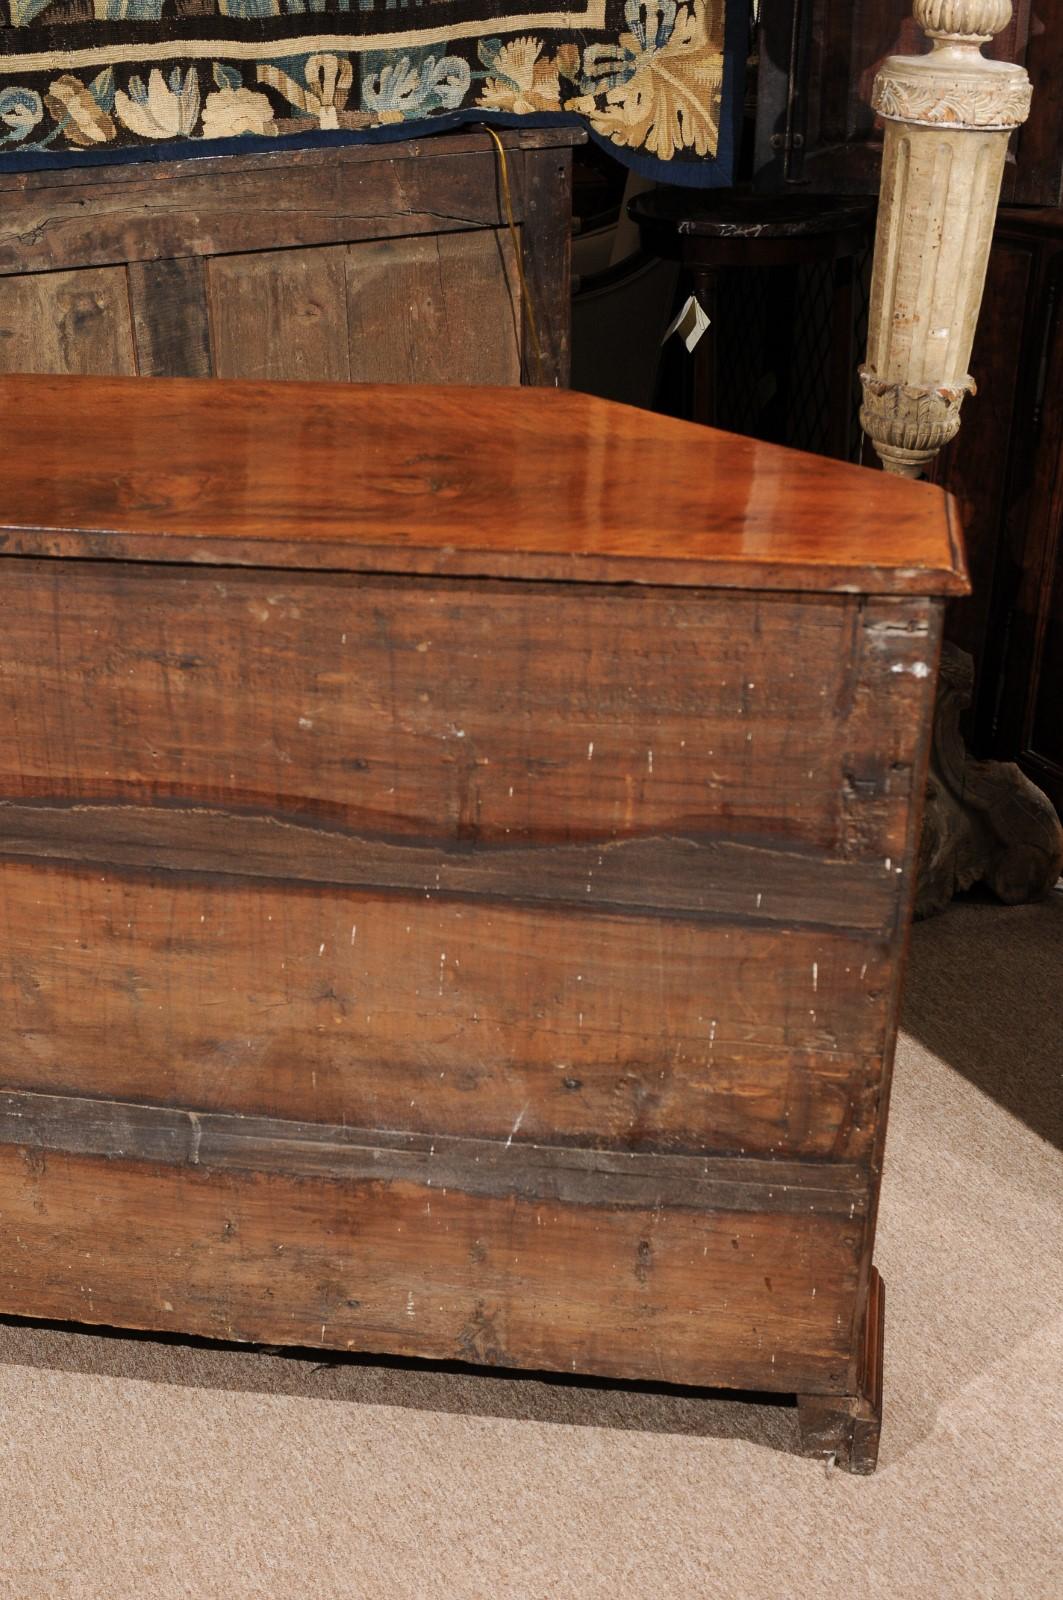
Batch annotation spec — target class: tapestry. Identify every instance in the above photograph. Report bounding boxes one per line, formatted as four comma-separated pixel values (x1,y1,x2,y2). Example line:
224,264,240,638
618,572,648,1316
0,0,742,183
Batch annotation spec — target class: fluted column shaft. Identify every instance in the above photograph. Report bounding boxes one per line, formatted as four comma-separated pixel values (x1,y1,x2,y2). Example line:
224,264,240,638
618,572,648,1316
860,1,1032,477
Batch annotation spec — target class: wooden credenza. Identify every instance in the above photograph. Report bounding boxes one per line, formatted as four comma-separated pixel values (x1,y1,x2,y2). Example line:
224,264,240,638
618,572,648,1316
0,374,966,1472
0,129,581,387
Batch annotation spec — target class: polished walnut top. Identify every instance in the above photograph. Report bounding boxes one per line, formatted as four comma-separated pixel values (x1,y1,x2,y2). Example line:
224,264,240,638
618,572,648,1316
0,375,967,595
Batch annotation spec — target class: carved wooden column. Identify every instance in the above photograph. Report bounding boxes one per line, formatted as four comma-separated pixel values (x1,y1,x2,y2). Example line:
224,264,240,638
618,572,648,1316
859,0,1031,476
860,1,1063,913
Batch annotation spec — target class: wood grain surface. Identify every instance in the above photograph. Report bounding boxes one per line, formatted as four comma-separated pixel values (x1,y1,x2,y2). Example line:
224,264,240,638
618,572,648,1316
0,1135,861,1392
0,374,967,595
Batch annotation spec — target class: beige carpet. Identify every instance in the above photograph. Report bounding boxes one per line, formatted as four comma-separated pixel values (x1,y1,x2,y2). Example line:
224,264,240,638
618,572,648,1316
0,890,1059,1600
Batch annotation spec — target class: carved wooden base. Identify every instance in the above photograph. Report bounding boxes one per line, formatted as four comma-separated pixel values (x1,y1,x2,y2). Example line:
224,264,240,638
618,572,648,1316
796,1266,884,1475
916,644,1063,918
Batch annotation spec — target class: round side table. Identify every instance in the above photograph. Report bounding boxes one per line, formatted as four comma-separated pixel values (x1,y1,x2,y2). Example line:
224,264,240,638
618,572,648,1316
629,190,875,459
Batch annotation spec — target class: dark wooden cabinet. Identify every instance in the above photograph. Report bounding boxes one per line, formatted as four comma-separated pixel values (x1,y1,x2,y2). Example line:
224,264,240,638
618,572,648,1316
0,128,581,388
935,208,1063,811
755,1,1062,206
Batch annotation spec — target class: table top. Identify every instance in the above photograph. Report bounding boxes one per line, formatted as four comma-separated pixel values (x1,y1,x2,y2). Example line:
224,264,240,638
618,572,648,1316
0,375,967,597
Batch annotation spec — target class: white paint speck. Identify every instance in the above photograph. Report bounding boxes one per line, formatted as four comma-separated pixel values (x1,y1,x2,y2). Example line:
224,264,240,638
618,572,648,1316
812,962,818,992
350,924,357,945
504,1103,529,1149
587,741,594,760
298,716,313,730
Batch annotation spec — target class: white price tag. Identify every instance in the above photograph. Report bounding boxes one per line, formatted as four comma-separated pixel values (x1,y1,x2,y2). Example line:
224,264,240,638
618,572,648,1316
663,294,711,354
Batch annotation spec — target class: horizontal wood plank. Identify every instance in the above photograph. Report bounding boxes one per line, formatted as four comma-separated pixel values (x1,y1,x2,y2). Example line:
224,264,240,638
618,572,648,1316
0,1091,868,1217
0,563,925,859
0,802,897,933
0,1137,860,1391
0,144,528,278
0,860,890,1161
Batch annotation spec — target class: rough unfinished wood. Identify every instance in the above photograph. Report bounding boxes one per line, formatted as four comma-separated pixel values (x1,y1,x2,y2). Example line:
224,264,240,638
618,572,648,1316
0,139,533,279
0,561,933,854
346,230,521,387
0,1136,860,1393
209,247,353,384
0,267,136,376
0,132,579,389
127,258,212,379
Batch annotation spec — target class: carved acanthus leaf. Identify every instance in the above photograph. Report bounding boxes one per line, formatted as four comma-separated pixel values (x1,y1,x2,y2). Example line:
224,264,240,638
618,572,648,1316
872,63,1032,127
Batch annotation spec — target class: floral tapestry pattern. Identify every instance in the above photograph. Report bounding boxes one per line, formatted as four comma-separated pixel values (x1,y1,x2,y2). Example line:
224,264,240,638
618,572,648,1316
0,0,735,181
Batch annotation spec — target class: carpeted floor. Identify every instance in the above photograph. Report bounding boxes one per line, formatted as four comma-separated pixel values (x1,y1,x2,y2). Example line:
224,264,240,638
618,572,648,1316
0,890,1059,1600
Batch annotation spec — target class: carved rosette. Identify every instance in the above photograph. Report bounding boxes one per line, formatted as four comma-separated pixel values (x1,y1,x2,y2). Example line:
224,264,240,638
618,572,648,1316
860,1,1032,477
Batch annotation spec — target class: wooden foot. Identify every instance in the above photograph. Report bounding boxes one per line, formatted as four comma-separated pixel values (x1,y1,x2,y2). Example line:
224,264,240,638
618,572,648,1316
797,1266,884,1475
916,644,1063,918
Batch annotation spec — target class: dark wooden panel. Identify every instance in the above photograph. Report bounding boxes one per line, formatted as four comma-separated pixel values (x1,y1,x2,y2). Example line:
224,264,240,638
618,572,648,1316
0,375,967,595
1011,8,1063,208
996,239,1063,808
520,144,574,385
934,207,1063,796
0,859,892,1160
209,247,352,383
0,801,897,932
0,1134,861,1392
759,0,1061,203
0,267,135,376
346,230,521,386
933,237,1034,687
0,562,927,854
0,1091,869,1218
127,257,212,378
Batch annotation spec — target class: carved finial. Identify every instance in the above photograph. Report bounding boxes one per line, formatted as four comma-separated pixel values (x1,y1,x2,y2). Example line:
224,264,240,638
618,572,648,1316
913,1,1012,47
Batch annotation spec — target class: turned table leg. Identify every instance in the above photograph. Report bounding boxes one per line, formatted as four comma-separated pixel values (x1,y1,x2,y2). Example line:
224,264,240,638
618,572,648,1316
796,1266,885,1475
